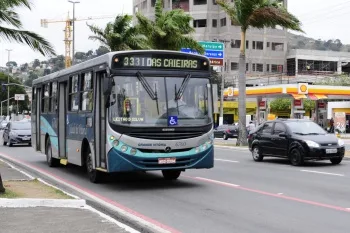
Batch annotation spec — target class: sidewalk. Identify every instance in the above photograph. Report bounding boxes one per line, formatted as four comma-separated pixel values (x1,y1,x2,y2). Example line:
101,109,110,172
0,160,137,233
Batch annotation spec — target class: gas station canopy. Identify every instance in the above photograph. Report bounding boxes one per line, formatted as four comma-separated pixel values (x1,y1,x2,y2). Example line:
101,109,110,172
224,83,350,100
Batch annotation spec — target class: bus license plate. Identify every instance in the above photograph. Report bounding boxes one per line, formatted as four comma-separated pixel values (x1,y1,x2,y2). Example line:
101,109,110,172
158,158,176,164
326,149,337,154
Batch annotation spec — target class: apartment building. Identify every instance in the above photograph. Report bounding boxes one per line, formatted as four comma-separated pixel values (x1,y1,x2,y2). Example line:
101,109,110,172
133,0,288,85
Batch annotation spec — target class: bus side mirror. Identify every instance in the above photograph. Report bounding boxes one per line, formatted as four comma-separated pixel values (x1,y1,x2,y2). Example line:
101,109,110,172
103,78,112,96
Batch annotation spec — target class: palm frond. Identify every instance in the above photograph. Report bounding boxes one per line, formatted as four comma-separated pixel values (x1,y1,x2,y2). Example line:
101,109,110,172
247,6,303,32
216,0,241,26
0,8,22,28
88,35,108,47
87,23,107,42
173,35,205,54
135,12,154,36
1,0,31,9
0,26,56,56
154,0,164,21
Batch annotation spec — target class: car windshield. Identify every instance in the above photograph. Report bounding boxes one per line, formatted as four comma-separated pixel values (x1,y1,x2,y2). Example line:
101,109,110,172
12,122,31,130
109,75,213,127
285,121,327,135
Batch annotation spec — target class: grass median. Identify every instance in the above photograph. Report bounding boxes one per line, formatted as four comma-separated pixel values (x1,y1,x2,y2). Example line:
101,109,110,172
0,179,72,199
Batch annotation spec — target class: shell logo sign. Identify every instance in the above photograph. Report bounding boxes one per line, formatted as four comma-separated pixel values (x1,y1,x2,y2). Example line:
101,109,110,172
298,83,308,94
223,87,234,97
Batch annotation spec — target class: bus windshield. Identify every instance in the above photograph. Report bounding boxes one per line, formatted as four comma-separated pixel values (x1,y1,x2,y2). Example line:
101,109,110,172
109,75,213,127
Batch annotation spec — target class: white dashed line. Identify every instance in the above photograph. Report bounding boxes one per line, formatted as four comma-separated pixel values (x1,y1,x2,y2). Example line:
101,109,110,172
195,177,240,187
215,159,239,163
277,193,283,195
300,170,345,177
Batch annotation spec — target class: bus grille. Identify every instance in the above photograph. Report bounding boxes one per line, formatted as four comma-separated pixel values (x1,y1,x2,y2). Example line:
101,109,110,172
126,132,204,140
138,148,191,153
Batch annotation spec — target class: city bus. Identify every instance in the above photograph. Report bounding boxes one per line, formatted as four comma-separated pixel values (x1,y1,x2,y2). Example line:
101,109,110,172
31,50,214,183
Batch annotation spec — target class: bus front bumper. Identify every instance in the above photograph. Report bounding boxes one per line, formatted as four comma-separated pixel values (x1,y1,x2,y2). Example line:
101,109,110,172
106,146,214,173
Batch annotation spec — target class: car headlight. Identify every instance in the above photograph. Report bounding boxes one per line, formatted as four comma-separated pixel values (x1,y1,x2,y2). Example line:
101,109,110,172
304,140,320,148
338,139,345,146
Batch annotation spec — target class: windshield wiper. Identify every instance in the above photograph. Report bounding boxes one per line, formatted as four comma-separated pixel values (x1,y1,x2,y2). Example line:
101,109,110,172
175,84,179,115
175,74,191,100
136,72,159,114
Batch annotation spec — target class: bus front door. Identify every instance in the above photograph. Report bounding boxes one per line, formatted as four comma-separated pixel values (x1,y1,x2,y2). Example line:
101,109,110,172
35,88,41,151
94,71,107,169
58,82,67,158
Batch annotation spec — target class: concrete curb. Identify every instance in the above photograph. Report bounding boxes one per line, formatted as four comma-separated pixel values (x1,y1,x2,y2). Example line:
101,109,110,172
0,198,86,208
0,153,175,233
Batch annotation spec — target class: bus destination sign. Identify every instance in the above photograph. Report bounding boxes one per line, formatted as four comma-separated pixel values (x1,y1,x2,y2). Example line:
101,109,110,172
113,54,209,71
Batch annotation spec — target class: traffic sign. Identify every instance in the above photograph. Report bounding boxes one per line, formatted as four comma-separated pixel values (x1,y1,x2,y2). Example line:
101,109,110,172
14,94,25,101
210,59,223,66
199,41,224,51
181,41,225,67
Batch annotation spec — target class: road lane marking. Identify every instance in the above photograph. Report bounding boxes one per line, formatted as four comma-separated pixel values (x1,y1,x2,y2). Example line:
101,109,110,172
186,176,350,213
277,193,283,195
215,159,239,163
0,152,181,233
300,170,345,177
194,177,240,187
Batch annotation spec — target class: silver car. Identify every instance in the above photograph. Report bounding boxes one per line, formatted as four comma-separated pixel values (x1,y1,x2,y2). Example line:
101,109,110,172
3,121,31,147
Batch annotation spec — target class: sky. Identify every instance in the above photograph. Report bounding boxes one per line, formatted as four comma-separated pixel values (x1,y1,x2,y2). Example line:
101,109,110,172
1,0,350,67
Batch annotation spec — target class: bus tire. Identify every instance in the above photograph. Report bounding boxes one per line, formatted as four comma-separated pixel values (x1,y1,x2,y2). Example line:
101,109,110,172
46,139,59,167
85,148,103,183
162,170,181,180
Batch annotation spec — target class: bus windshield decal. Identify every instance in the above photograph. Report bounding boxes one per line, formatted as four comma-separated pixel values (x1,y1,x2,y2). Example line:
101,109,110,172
113,54,209,70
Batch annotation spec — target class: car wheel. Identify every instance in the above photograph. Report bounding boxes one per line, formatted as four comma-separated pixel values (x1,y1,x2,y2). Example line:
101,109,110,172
290,146,304,166
330,157,343,165
162,170,181,180
252,145,263,162
46,139,59,167
223,134,228,140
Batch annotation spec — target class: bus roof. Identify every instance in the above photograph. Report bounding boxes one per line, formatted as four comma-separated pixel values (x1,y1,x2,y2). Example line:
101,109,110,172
32,50,209,86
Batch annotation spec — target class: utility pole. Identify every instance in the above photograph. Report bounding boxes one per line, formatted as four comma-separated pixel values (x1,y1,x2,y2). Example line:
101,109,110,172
5,49,12,118
218,39,230,126
68,0,80,65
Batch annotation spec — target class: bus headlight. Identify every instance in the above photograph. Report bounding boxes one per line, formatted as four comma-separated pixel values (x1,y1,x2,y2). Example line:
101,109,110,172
113,140,119,147
130,148,137,155
121,145,128,152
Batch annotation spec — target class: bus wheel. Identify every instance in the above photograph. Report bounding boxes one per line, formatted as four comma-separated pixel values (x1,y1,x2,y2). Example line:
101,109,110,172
85,149,103,183
46,139,59,167
162,170,181,180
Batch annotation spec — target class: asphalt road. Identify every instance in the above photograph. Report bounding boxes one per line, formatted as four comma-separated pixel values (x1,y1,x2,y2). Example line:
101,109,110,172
1,142,350,233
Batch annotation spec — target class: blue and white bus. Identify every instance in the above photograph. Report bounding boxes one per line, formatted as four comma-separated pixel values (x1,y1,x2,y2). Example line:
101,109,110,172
32,50,214,183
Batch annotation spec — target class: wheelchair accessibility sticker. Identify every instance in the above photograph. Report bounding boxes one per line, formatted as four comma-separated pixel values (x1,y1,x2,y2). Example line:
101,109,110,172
168,116,178,126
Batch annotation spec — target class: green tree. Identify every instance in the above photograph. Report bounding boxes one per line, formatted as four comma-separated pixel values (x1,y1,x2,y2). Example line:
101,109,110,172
87,15,149,51
24,71,38,86
217,0,302,146
6,61,17,67
33,59,40,68
270,98,315,112
0,72,29,114
135,0,204,53
0,0,55,56
314,75,350,86
95,46,110,56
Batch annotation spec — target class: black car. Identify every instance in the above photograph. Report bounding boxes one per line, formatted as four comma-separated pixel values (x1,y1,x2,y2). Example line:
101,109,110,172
248,119,345,166
3,121,32,147
214,124,238,140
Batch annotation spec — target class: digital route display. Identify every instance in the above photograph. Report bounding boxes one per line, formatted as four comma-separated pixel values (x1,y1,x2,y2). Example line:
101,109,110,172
112,53,210,71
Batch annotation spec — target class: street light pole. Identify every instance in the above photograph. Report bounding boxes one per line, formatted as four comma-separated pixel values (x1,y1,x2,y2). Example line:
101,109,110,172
217,40,230,126
5,49,12,118
68,0,80,65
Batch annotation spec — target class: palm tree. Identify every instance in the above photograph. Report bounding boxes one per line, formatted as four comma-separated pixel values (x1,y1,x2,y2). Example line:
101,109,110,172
217,0,303,146
135,0,204,54
87,15,150,51
0,0,55,56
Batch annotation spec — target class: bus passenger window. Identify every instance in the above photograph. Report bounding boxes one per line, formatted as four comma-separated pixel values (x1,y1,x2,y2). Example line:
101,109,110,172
81,72,93,111
51,82,57,112
69,75,79,111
